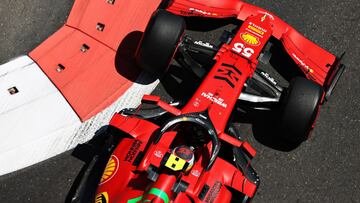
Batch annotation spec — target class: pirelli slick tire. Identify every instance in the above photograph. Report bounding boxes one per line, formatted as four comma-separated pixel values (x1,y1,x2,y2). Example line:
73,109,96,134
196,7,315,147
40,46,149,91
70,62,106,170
279,77,324,144
68,135,117,203
136,9,185,75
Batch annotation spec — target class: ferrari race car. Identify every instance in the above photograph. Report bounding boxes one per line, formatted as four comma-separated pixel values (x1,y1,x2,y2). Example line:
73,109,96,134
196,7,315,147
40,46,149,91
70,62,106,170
69,1,345,202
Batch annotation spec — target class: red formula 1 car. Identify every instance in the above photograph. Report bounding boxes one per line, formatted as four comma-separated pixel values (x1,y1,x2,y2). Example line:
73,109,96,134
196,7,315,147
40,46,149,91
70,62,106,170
69,1,344,202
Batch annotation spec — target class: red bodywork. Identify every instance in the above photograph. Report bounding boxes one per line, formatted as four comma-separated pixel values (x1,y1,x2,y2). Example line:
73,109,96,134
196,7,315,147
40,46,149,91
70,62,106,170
95,1,343,202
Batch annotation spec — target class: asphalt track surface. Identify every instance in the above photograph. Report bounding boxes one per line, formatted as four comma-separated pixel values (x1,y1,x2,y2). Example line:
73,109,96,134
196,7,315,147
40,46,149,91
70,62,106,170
0,0,359,202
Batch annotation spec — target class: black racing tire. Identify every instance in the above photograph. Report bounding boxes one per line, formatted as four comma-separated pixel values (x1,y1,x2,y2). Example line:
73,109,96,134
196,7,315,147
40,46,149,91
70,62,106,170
67,135,118,203
279,77,324,144
136,9,185,75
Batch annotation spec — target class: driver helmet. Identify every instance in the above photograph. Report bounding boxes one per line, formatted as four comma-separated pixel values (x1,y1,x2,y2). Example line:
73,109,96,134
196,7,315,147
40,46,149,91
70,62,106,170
172,145,195,172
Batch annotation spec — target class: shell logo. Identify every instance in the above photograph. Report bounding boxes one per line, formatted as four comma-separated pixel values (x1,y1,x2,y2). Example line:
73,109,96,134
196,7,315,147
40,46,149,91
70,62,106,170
95,192,109,203
241,33,260,46
100,155,119,184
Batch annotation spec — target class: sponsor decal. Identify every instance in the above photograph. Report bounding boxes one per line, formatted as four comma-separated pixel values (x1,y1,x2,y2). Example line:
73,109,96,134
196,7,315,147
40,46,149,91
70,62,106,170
232,42,255,58
201,92,228,108
95,192,109,203
292,53,314,73
125,140,142,163
193,98,201,107
195,118,206,125
214,63,242,88
191,169,201,177
261,14,267,22
189,8,218,16
181,117,189,122
100,155,119,185
247,25,265,36
205,181,222,203
248,22,267,34
154,150,164,158
241,33,260,46
260,71,278,86
194,41,214,49
258,11,275,20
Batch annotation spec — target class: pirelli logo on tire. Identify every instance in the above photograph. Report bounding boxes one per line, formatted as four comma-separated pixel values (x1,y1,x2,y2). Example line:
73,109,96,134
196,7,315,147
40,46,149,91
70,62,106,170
95,192,109,203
